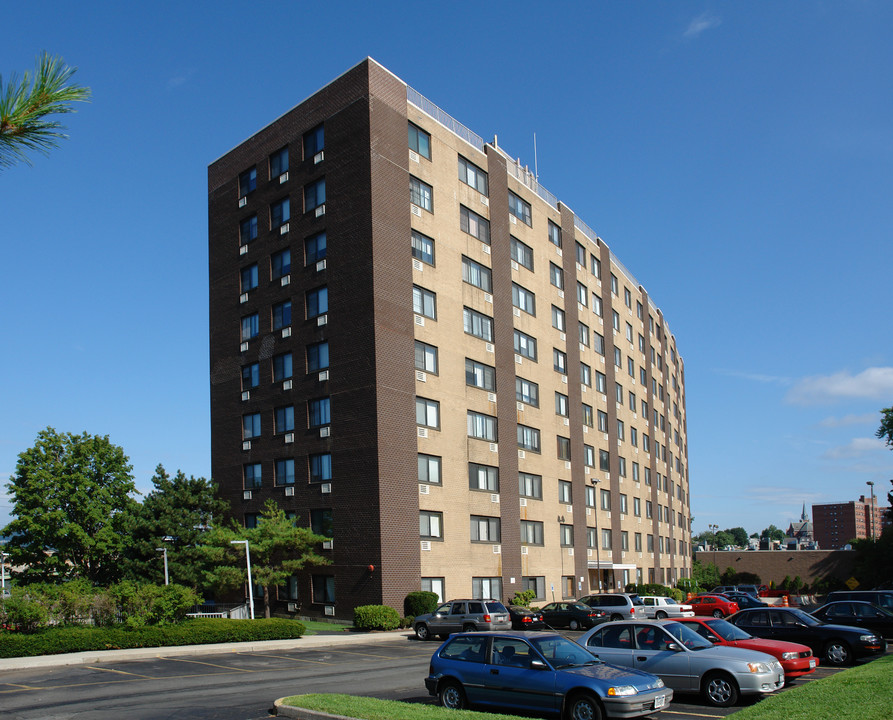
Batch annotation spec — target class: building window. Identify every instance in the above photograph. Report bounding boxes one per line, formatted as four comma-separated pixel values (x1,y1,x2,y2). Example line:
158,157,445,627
272,300,291,331
241,313,259,341
548,220,561,247
408,122,431,159
582,404,594,427
644,467,652,485
512,283,536,316
517,424,541,452
463,307,494,341
617,419,625,441
647,534,654,552
271,198,290,228
597,410,608,432
621,531,629,551
575,242,586,266
549,262,564,290
646,500,653,519
599,449,610,472
308,397,331,428
418,454,442,485
591,255,601,278
415,341,438,374
552,305,566,332
581,363,592,387
462,256,492,292
270,147,288,178
312,574,335,604
471,516,501,542
466,358,496,391
274,405,295,434
560,524,574,547
239,167,256,197
587,527,596,548
420,511,443,539
240,215,257,244
514,330,537,361
304,178,326,212
275,458,295,486
306,342,329,372
519,472,542,499
624,287,632,308
520,520,544,545
469,463,499,492
508,191,532,225
309,453,332,483
577,282,588,307
241,264,258,293
522,576,545,600
413,285,437,319
632,462,640,483
635,532,642,552
592,293,603,317
557,436,571,460
618,456,627,477
244,463,262,489
244,513,259,529
306,287,328,318
630,427,638,447
243,413,261,439
594,332,605,356
242,362,259,390
579,322,590,347
619,493,628,515
271,249,290,280
611,273,618,295
310,509,333,539
459,205,490,244
553,348,567,374
303,124,324,158
516,376,539,406
467,411,497,441
602,528,612,550
511,236,534,270
472,577,502,600
458,156,488,195
269,354,292,384
410,176,433,212
555,392,569,417
558,480,572,503
615,383,624,404
412,230,435,265
416,397,440,429
614,347,622,368
422,577,445,602
305,231,326,264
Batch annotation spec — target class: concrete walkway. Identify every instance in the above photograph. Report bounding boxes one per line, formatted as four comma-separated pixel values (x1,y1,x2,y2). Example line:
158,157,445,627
0,630,415,672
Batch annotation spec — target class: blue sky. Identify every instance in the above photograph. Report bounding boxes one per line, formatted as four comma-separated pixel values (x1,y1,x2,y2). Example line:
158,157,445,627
2,1,892,538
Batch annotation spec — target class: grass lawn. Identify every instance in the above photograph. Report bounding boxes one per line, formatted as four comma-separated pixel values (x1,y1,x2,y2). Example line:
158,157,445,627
281,654,893,720
299,620,352,634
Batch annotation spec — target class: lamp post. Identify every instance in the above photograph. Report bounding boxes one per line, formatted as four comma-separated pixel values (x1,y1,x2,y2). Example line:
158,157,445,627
0,550,7,596
230,540,255,620
155,546,169,585
708,524,719,578
591,477,601,592
866,481,875,540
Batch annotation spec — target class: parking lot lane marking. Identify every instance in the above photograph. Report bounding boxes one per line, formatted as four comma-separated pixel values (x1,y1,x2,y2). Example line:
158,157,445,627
321,649,418,659
163,656,256,672
86,666,154,679
661,711,725,718
234,652,332,665
0,684,43,692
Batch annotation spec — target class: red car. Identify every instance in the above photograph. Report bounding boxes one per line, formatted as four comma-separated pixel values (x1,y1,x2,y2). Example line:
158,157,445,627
679,617,818,682
689,594,739,617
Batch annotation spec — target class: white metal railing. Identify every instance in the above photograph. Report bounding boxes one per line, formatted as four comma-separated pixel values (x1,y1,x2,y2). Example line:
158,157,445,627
574,216,599,244
407,87,485,151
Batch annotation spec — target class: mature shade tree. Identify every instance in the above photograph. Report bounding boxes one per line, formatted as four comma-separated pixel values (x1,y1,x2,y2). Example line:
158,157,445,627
760,525,785,542
726,527,749,547
3,427,137,584
0,52,90,169
202,500,330,618
123,465,229,590
877,407,893,522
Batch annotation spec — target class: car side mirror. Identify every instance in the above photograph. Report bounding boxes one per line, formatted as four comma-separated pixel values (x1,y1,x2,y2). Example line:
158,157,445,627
667,643,683,652
530,659,548,670
706,635,720,643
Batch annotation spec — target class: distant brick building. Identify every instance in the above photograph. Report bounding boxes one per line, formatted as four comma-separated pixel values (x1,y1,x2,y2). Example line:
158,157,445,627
812,495,890,550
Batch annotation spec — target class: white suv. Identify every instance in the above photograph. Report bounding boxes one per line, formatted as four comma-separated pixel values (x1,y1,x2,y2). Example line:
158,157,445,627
640,596,695,619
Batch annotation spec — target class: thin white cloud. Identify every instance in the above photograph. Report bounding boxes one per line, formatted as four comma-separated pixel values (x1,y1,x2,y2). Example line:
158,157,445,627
715,369,791,385
684,12,721,39
822,437,886,460
167,68,196,89
786,367,893,405
742,486,824,507
818,413,879,428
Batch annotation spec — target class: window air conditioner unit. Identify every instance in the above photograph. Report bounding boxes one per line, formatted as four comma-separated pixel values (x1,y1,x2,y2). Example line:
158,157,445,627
241,391,249,401
567,548,574,556
587,549,593,557
412,259,423,272
493,545,501,554
281,275,290,286
411,204,422,217
281,327,291,338
484,293,492,303
519,498,527,507
489,443,498,453
280,223,289,235
511,260,519,271
322,540,333,550
491,494,499,503
482,244,490,255
317,314,327,327
485,343,494,353
319,426,331,438
284,432,294,444
487,392,496,402
518,450,526,459
316,259,326,272
566,505,573,514
323,605,334,616
314,151,324,164
318,370,329,381
409,150,420,163
320,483,332,494
239,196,247,208
417,427,428,438
419,484,429,494
515,354,523,365
239,244,249,255
240,293,248,304
509,214,517,224
287,602,298,613
480,195,488,206
240,342,249,352
557,289,564,299
243,490,252,501
416,370,427,382
414,315,425,326
513,307,521,317
284,486,294,496
521,546,528,555
242,441,251,451
283,379,292,390
279,172,289,183
314,205,325,218
420,540,431,551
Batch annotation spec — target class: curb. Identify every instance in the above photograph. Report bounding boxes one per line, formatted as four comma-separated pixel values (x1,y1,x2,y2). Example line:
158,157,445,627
274,699,359,720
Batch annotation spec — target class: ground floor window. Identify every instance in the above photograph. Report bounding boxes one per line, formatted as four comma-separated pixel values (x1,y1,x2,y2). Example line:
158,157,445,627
522,576,545,601
312,574,335,604
472,576,502,600
421,577,444,602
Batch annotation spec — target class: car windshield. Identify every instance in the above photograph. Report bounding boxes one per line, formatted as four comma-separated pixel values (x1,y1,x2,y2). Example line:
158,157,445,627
530,636,601,669
663,622,714,650
569,603,590,611
705,618,751,641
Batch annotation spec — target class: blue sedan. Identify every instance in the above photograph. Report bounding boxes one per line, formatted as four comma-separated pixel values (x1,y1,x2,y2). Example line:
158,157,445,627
425,631,671,719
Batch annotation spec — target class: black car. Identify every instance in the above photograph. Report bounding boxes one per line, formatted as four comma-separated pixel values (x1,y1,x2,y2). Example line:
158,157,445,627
727,607,886,666
722,592,767,609
538,601,608,630
811,602,893,640
507,605,545,630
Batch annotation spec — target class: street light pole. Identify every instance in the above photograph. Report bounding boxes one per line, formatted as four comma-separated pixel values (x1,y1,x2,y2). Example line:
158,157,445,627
155,547,169,585
866,481,875,540
591,478,601,592
230,540,255,620
0,551,7,596
708,524,719,579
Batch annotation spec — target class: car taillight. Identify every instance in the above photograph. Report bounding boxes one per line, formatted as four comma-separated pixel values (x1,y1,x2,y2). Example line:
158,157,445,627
483,614,491,622
630,606,635,615
522,616,532,623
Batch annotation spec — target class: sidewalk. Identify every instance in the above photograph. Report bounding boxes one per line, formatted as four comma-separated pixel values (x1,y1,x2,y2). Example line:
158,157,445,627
0,630,415,672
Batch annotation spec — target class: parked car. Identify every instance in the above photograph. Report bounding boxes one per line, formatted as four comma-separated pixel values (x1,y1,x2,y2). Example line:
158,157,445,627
826,590,893,611
414,599,511,641
726,606,887,666
424,630,672,718
578,593,648,620
690,594,740,618
579,620,783,707
711,585,738,595
538,601,608,630
677,617,818,682
722,592,767,609
507,604,545,630
640,596,694,619
735,585,760,598
810,601,893,640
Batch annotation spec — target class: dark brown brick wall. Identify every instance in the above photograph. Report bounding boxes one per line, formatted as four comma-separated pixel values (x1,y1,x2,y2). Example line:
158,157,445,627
695,549,857,587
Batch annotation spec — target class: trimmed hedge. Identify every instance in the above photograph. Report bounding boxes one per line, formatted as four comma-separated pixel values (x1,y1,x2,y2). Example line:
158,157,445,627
404,591,438,618
0,618,305,658
353,605,401,631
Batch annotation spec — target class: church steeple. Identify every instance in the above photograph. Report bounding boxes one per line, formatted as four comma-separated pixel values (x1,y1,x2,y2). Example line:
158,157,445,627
801,503,808,522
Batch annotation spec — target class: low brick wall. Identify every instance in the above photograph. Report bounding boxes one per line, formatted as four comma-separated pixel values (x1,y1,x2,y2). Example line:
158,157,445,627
694,549,856,587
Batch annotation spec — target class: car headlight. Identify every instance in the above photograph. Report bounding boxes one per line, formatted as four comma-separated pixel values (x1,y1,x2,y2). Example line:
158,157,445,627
653,678,665,689
747,662,770,673
607,686,637,697
859,634,878,642
781,652,797,660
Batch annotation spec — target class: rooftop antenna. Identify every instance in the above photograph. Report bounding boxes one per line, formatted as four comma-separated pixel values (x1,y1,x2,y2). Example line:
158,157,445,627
533,133,539,181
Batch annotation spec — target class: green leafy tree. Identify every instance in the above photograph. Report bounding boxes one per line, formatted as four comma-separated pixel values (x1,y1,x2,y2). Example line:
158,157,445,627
202,500,330,618
692,558,720,589
123,465,229,590
3,427,137,585
877,407,893,522
0,52,90,169
726,527,749,547
760,525,785,542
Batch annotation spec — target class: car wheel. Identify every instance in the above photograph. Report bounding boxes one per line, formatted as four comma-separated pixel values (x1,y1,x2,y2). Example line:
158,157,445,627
712,610,724,618
655,611,668,619
414,623,431,641
824,640,852,666
564,691,603,720
610,614,623,621
569,619,580,631
703,672,739,707
462,623,476,633
439,680,467,710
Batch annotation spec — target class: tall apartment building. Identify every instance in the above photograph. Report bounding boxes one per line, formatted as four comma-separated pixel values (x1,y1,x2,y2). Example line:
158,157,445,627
813,495,890,550
208,59,691,619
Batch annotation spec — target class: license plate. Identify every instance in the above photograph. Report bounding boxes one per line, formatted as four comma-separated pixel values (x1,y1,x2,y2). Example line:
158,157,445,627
653,695,667,710
809,659,816,668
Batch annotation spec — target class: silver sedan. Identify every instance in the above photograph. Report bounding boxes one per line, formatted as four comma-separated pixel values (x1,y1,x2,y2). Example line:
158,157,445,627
578,620,784,707
640,596,695,619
